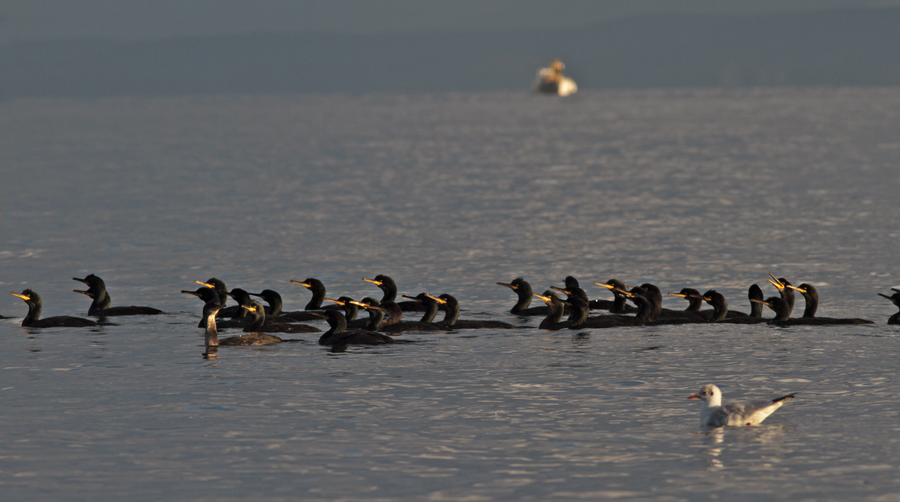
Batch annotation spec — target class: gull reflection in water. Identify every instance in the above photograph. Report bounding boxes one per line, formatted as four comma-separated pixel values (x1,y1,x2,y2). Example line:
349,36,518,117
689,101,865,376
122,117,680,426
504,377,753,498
694,424,795,470
698,428,726,470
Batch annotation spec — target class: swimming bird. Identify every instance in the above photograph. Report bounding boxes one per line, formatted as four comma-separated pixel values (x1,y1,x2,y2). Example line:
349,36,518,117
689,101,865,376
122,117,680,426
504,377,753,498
789,283,872,323
668,288,703,312
879,290,900,325
381,294,448,332
202,301,283,347
72,274,163,316
315,310,395,347
748,284,764,317
620,287,656,326
752,296,791,322
689,384,796,427
361,275,425,311
754,293,873,325
533,291,566,329
10,289,98,328
248,289,283,317
699,289,728,322
226,288,254,319
497,278,551,315
593,279,634,313
278,279,331,322
182,287,219,328
766,274,796,318
290,278,327,310
550,276,590,305
532,291,581,330
427,293,515,329
639,283,664,322
347,297,387,330
661,287,715,322
240,300,319,333
324,296,360,322
195,278,229,307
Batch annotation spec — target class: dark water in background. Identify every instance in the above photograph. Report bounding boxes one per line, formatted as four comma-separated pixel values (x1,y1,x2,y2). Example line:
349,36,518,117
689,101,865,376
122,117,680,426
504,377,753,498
1,89,899,500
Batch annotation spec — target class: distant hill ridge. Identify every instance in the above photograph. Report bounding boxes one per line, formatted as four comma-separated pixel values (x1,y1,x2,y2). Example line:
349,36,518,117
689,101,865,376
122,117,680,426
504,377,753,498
2,8,899,98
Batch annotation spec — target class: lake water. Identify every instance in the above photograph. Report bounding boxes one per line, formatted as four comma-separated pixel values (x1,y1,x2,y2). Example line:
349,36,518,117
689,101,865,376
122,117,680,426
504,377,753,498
1,88,899,500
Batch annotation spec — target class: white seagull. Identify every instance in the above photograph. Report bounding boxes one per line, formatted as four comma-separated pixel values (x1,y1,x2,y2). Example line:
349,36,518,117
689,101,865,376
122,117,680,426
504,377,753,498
688,384,796,427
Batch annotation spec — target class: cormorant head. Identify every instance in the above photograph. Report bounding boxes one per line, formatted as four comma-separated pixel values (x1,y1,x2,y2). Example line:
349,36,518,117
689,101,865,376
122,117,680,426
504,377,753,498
227,288,252,305
181,287,219,304
73,274,106,290
11,289,40,307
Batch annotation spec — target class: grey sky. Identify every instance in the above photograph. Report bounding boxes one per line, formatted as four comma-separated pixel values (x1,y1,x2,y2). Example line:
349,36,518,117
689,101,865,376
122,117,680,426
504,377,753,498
2,0,899,42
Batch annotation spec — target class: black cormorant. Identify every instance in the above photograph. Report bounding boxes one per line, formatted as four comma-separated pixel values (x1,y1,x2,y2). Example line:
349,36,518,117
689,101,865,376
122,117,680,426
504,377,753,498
10,290,98,328
766,274,796,318
593,279,634,313
427,293,515,329
72,274,163,316
381,294,448,332
226,288,253,319
347,297,387,331
240,300,320,333
182,287,219,328
315,310,395,347
533,291,566,329
497,278,551,315
752,295,871,325
290,278,327,310
324,296,360,322
748,284,764,317
879,290,900,325
202,301,283,346
248,289,283,317
668,288,703,312
550,276,589,305
789,283,872,324
195,278,228,306
699,290,728,322
533,293,594,330
361,275,425,311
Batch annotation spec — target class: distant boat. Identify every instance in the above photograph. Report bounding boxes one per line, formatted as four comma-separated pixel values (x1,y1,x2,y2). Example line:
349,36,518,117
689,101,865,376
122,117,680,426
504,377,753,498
534,58,577,96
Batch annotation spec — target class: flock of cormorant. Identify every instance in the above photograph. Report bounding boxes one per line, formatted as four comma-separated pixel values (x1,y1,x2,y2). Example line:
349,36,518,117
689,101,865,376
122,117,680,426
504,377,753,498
6,272,899,351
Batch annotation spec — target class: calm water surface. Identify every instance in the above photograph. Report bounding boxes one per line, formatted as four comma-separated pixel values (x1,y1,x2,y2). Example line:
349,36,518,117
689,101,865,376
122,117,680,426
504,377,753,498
1,89,899,500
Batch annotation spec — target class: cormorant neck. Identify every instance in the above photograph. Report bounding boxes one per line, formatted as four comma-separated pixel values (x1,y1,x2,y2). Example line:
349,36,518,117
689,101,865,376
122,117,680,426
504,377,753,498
511,288,532,313
567,299,589,327
442,300,460,326
539,297,564,329
686,297,703,312
749,284,764,317
88,289,112,315
267,297,283,317
770,299,790,322
246,310,265,332
305,287,325,310
365,310,385,331
612,294,628,313
420,299,439,323
709,294,728,322
343,303,359,322
634,298,651,325
800,285,818,318
330,315,348,334
379,287,397,303
23,301,42,325
205,315,219,346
